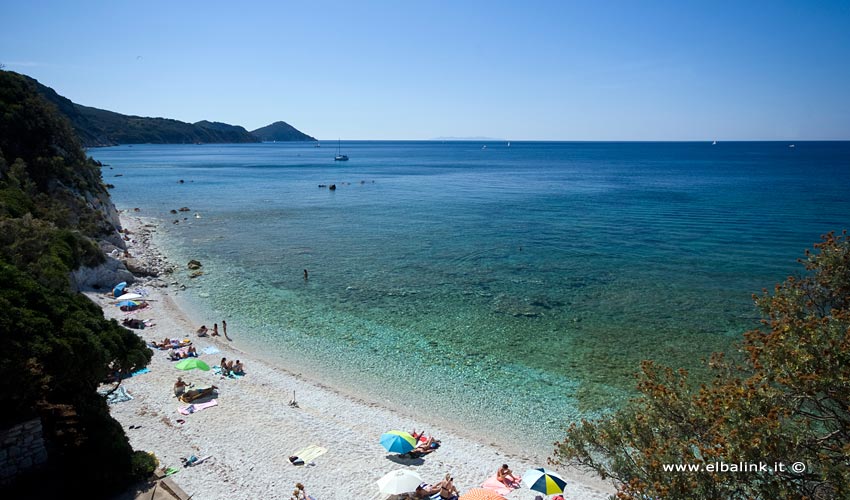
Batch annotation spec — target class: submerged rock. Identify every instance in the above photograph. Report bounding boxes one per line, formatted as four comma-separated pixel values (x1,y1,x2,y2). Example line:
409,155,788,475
187,259,202,270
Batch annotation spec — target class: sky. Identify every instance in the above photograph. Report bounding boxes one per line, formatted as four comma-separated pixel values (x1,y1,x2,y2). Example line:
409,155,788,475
2,1,850,140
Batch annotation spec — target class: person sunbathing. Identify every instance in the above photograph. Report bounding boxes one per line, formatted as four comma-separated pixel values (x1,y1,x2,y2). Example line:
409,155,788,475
497,464,521,488
413,482,440,498
187,346,198,357
232,360,244,374
220,358,230,376
403,435,441,458
152,338,173,349
169,349,188,361
415,436,440,453
180,385,218,403
438,474,459,500
196,325,209,337
173,377,188,397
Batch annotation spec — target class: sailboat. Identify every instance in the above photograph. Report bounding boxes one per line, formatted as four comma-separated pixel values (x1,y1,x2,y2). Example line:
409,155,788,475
334,139,348,161
712,140,717,145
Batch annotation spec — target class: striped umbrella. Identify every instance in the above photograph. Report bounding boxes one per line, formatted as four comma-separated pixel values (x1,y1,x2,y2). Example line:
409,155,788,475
522,468,567,495
379,431,416,454
459,488,505,500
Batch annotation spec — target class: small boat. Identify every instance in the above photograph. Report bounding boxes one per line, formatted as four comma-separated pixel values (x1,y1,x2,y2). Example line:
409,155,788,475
789,144,796,148
712,140,717,145
482,145,487,150
334,139,348,161
507,142,511,147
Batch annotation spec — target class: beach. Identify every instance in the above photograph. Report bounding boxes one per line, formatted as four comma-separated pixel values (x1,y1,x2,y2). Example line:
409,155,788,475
96,214,615,500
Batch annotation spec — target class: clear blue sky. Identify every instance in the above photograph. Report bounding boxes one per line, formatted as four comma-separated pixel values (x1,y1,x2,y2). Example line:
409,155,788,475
3,1,849,140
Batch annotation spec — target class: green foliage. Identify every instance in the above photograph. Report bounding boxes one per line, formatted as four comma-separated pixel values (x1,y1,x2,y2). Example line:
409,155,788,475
131,451,160,480
1,70,115,239
0,261,151,424
0,68,154,496
553,232,850,500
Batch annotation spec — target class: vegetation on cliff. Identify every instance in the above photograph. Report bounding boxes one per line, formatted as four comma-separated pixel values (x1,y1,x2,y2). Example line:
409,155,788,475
0,69,152,495
25,73,315,147
554,233,850,499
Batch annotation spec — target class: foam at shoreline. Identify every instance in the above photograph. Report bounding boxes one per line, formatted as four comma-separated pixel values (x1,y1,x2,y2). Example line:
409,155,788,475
98,214,614,499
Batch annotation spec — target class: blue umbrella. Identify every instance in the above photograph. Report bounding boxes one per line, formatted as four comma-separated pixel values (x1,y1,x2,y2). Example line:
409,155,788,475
380,431,416,454
113,282,127,297
117,300,139,308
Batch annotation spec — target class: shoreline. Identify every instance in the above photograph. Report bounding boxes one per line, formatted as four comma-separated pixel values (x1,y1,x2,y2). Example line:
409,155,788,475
98,213,614,499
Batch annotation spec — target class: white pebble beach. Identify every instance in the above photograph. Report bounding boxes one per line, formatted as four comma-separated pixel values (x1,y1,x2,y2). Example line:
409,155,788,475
94,215,614,500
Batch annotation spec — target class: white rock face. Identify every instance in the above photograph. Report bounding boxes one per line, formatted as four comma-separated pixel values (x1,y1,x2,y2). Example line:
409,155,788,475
70,256,134,291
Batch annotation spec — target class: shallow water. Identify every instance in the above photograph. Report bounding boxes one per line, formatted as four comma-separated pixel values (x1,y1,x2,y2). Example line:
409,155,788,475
93,141,850,452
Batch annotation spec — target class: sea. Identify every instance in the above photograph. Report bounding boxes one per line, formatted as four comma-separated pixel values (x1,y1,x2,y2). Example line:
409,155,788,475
91,141,850,454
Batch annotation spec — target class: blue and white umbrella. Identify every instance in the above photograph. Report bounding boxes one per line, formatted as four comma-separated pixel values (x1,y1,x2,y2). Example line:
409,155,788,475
522,468,567,495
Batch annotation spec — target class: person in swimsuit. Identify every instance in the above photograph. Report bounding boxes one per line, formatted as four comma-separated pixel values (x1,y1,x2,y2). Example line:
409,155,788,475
438,474,459,500
497,463,520,487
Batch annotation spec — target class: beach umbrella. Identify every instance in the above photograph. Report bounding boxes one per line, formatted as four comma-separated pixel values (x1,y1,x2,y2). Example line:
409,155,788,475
459,488,506,500
379,431,416,454
113,282,127,297
114,292,143,302
521,468,567,496
117,300,139,308
175,358,210,371
376,469,423,495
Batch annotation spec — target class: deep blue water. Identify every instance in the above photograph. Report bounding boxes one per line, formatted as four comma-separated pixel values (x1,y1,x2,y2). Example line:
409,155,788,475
91,141,850,452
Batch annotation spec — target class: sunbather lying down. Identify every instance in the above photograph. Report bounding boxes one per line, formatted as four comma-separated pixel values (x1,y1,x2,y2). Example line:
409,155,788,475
151,338,192,350
401,436,441,458
179,385,218,403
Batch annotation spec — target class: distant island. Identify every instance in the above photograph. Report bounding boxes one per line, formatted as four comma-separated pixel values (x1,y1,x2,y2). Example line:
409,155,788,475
251,121,318,142
430,136,507,141
23,73,316,147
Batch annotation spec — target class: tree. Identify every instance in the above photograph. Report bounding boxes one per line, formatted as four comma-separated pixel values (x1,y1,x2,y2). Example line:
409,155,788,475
552,232,850,500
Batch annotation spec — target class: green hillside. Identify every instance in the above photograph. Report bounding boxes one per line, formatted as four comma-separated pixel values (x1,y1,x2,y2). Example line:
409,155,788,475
24,74,314,147
251,120,317,142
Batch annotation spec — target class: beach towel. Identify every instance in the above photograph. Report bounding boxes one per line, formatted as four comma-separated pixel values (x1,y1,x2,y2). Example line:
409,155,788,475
100,386,134,404
178,399,218,415
202,346,220,355
213,365,243,378
481,474,519,495
292,445,328,464
120,367,150,379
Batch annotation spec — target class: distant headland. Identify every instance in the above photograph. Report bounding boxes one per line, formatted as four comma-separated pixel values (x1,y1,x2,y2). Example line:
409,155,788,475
430,136,506,141
20,73,316,147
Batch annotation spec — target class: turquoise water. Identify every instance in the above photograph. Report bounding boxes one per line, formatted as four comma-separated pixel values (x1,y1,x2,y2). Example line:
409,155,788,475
92,141,850,452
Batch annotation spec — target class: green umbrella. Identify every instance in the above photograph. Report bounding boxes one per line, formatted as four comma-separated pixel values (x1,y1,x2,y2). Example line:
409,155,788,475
175,358,210,371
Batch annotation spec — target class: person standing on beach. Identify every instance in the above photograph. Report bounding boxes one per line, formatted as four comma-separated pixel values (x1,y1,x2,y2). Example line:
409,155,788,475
212,323,219,336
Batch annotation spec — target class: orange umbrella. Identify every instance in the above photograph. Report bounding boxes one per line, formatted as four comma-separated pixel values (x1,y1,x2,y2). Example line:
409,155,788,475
459,488,505,500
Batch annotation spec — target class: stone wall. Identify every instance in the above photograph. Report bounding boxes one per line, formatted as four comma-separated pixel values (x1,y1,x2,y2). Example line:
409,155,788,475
0,419,48,483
